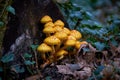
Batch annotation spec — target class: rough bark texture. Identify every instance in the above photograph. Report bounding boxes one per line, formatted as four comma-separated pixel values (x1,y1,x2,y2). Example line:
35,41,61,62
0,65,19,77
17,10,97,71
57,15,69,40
2,0,69,54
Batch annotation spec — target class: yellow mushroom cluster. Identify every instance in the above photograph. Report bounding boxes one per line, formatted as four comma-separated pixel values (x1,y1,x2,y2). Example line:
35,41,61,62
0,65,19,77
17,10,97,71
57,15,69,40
37,15,88,62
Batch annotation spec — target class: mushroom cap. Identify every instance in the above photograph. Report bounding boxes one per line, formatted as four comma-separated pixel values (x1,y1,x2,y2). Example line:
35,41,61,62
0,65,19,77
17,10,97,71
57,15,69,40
37,43,52,52
56,49,68,57
44,22,55,28
44,36,61,45
54,26,63,32
67,35,76,41
54,31,68,40
70,30,82,40
64,39,76,47
55,50,68,60
75,41,88,49
62,28,71,35
54,20,64,28
43,26,55,34
40,15,52,23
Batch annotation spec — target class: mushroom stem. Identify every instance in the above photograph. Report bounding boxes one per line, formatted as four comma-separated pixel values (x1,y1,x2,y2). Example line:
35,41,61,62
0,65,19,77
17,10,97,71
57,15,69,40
51,46,55,54
55,43,61,51
41,52,46,60
60,46,67,50
40,60,50,69
55,40,64,51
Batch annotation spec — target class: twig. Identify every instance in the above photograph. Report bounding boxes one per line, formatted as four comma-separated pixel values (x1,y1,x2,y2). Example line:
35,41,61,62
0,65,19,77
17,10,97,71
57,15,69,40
74,18,82,29
33,49,39,72
30,44,41,76
20,54,34,75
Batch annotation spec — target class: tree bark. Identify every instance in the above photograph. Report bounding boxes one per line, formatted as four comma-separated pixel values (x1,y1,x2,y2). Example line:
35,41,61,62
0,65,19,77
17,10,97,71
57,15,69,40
2,0,69,54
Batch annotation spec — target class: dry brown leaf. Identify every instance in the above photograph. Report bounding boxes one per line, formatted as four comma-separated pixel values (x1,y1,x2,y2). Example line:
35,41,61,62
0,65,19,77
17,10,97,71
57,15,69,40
56,65,73,75
116,45,120,53
57,63,92,80
25,74,42,80
74,67,91,79
88,44,96,52
65,63,84,71
113,58,120,67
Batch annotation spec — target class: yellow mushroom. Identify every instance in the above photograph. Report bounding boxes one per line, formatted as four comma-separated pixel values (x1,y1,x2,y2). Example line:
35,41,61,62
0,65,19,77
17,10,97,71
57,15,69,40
54,20,64,28
54,31,68,51
55,49,68,60
44,22,55,28
37,43,52,60
54,31,68,41
70,30,82,40
54,25,63,32
60,36,76,50
62,27,71,35
67,35,76,41
75,41,88,49
64,39,76,47
43,26,55,36
40,15,52,23
44,36,61,54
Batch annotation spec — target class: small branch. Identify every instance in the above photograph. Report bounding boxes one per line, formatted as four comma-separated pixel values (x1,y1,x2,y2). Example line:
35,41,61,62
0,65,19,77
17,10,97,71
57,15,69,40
30,41,40,74
20,54,34,75
33,50,39,71
74,18,82,29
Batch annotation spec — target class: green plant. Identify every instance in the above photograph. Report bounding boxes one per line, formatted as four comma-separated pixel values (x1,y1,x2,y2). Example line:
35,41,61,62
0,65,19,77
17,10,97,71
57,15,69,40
57,0,120,51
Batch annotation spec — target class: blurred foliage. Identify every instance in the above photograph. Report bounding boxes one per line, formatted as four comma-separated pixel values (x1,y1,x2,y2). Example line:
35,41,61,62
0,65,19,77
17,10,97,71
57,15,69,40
57,0,120,51
56,0,120,79
0,0,14,49
0,0,15,79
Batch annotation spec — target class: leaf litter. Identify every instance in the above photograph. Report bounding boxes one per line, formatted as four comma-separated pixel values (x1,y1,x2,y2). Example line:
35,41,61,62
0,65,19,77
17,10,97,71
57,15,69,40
17,43,120,80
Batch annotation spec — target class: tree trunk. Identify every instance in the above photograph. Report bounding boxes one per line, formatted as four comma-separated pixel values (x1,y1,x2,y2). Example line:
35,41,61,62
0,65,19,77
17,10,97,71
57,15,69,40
2,0,69,54
2,0,69,79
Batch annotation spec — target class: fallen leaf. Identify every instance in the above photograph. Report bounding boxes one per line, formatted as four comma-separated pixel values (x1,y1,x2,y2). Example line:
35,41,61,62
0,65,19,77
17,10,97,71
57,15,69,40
56,65,73,75
88,44,96,52
74,67,91,79
25,74,42,80
65,63,83,71
56,62,92,80
116,45,120,53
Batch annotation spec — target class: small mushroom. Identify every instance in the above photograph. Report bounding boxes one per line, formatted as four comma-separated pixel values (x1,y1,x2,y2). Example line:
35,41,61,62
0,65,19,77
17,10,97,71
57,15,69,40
62,27,71,35
54,20,64,28
43,26,55,36
44,36,61,54
60,36,76,50
54,31,68,51
37,43,52,60
55,49,68,60
68,35,76,41
64,39,76,47
54,25,63,32
70,30,82,40
44,22,55,28
75,41,88,49
40,15,52,23
54,31,68,41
